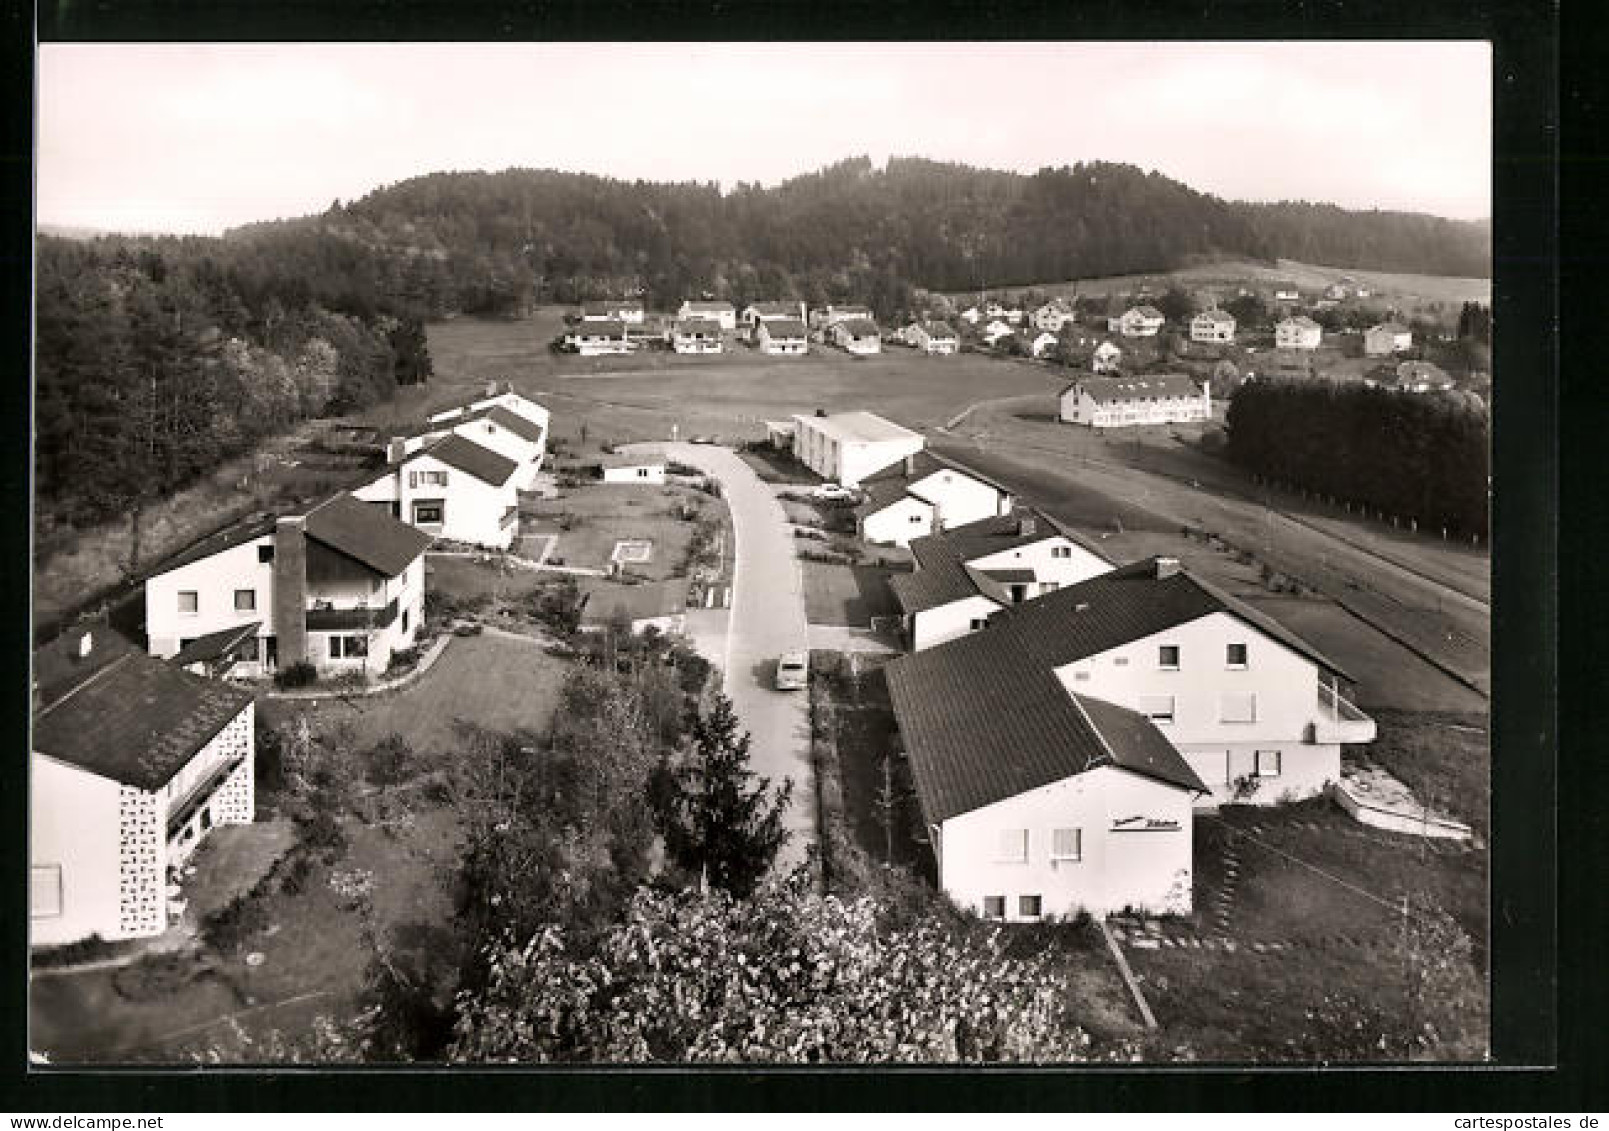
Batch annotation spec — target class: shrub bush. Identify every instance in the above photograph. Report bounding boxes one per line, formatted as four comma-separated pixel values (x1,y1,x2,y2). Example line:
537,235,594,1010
31,933,120,969
113,951,213,1002
201,888,273,954
274,661,318,690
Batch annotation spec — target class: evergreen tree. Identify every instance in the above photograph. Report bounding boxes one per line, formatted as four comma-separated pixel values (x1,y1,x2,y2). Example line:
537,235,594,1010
653,694,793,898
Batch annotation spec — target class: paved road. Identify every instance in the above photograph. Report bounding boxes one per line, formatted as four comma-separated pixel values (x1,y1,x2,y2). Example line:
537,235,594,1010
623,442,815,870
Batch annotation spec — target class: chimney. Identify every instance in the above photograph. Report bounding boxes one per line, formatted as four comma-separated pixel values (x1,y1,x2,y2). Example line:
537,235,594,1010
273,516,309,668
485,380,500,398
1155,556,1182,579
1018,513,1037,537
387,437,408,464
78,630,93,659
903,453,916,476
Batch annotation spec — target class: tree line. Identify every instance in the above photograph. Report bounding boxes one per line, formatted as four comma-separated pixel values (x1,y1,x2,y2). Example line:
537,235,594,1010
225,157,1490,323
35,235,433,531
1225,378,1490,537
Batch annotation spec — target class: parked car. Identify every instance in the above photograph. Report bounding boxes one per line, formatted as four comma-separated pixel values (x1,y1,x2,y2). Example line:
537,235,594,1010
813,483,856,502
774,650,809,691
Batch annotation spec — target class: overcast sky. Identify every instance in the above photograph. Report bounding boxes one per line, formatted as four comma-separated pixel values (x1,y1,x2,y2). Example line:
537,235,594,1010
37,41,1491,236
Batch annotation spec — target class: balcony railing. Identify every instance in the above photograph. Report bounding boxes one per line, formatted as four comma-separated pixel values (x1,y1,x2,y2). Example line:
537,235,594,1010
306,596,400,632
166,754,246,837
1314,680,1377,743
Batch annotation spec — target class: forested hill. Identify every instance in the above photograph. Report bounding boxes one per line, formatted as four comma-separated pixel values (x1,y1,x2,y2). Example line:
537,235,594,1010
223,157,1491,320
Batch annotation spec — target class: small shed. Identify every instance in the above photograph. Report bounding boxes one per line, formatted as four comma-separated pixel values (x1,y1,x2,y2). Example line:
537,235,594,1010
600,455,667,485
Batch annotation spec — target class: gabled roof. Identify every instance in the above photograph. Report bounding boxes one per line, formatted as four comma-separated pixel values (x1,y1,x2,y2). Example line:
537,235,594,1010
305,493,432,578
796,410,920,445
919,321,957,339
147,511,281,577
169,622,261,668
682,300,735,313
886,634,1208,824
428,381,514,418
1194,309,1235,324
572,319,627,337
1279,316,1322,331
1063,374,1204,404
762,318,809,339
853,450,946,518
33,627,145,708
889,510,1110,615
677,318,722,335
980,556,1351,680
34,635,255,791
749,301,803,318
1370,321,1411,335
1128,305,1164,320
839,318,880,337
417,433,519,488
482,404,547,445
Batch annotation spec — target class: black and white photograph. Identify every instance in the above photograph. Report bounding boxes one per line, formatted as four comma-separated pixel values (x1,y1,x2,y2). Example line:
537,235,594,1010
26,38,1508,1070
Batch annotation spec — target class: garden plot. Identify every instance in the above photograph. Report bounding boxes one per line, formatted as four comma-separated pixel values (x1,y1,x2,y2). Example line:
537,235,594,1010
521,482,706,579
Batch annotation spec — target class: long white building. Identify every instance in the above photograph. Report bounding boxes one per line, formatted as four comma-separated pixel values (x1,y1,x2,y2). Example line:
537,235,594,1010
787,410,924,488
1058,374,1211,429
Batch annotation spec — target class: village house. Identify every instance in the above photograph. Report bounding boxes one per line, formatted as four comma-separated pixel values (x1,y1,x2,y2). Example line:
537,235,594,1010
927,555,1377,808
626,317,671,348
1003,305,1026,325
832,317,882,356
982,319,1015,347
756,317,810,355
31,628,256,946
403,385,549,490
784,410,925,487
428,382,551,440
673,319,725,354
600,455,667,485
811,304,874,331
1272,283,1302,303
144,493,430,681
1114,305,1165,338
353,433,520,550
1323,282,1351,302
1373,360,1455,394
1033,301,1077,333
741,301,808,337
888,510,1115,651
853,451,1016,549
906,320,959,354
563,320,631,356
1364,322,1414,357
959,306,982,325
886,629,1206,921
1058,374,1211,429
984,301,1007,320
577,578,689,637
1190,309,1237,344
1275,316,1324,351
1092,340,1123,373
676,300,737,331
580,299,645,324
1030,331,1061,359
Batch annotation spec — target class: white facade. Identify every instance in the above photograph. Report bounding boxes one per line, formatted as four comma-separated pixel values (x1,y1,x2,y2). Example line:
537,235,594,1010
1364,325,1414,356
982,320,1015,346
1031,332,1060,358
31,704,254,946
1059,380,1211,429
791,412,924,487
907,323,958,354
428,389,550,447
352,450,519,551
862,494,939,547
936,765,1194,921
145,529,426,679
960,307,982,325
1033,304,1076,332
757,321,809,355
565,324,631,355
677,302,737,330
673,321,724,354
440,415,546,490
1190,312,1237,343
602,461,667,485
1275,318,1323,350
832,321,882,355
1051,610,1374,807
1118,308,1165,338
861,467,1014,549
1093,341,1123,373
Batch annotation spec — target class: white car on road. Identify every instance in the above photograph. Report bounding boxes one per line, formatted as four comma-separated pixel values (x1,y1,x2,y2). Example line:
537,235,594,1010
812,483,857,502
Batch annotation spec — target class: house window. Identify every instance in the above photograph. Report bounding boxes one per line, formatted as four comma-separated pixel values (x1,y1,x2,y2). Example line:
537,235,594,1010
1227,643,1248,668
982,896,1006,920
1221,693,1258,723
637,467,650,478
234,589,256,612
258,545,275,564
1019,895,1043,919
238,637,261,662
178,591,198,615
1052,546,1072,558
910,513,924,523
200,806,213,831
30,865,62,918
1256,750,1282,777
413,501,445,525
401,608,410,634
1140,695,1175,724
1051,828,1083,861
1158,644,1180,670
968,617,990,631
997,829,1028,863
329,634,369,659
1009,584,1027,605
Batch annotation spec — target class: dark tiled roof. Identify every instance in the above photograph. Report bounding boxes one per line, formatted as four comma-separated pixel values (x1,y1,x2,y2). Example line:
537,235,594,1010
484,405,547,445
762,318,809,339
977,568,1035,583
852,450,945,518
170,622,261,667
677,319,722,335
33,628,144,708
839,319,880,337
148,512,280,576
886,632,1207,825
888,510,1110,615
572,320,627,337
1075,696,1210,795
1063,374,1204,404
305,493,432,578
1130,306,1164,320
34,647,254,791
750,301,803,317
420,433,519,487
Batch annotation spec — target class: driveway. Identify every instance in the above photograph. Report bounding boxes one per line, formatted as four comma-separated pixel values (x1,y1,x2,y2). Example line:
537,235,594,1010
622,442,815,871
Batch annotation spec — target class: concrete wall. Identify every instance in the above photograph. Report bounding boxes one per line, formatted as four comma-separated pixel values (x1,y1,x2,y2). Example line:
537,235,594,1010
30,755,125,946
863,495,936,547
940,766,1194,920
908,469,1013,531
910,593,1002,651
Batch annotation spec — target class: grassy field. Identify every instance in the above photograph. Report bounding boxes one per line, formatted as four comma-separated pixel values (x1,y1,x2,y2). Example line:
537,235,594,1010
521,480,707,577
801,562,903,626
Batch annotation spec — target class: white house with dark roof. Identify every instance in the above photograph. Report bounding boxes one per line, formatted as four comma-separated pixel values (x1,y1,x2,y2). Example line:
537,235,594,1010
1272,283,1302,303
1115,306,1165,338
742,301,808,337
1092,340,1123,373
831,318,882,356
427,381,550,437
580,299,644,324
756,317,809,355
906,321,958,354
789,410,924,487
1059,374,1211,429
813,304,874,331
353,432,520,550
1364,322,1414,357
563,320,631,356
1275,316,1323,351
888,510,1115,650
31,629,256,945
854,451,1016,548
1032,301,1076,332
982,319,1015,346
144,493,430,680
1190,309,1237,344
886,633,1206,921
400,388,549,491
677,300,737,331
673,319,725,354
1031,331,1061,358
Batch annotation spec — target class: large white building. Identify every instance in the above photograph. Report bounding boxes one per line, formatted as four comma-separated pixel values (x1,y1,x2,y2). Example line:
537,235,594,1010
1114,306,1165,338
673,319,725,354
905,321,958,354
832,318,882,356
31,629,256,946
886,632,1206,921
1275,316,1323,351
563,321,631,356
353,433,521,550
786,410,924,488
1058,374,1211,429
1032,301,1076,332
677,300,737,331
854,451,1016,548
742,301,809,337
888,511,1115,650
144,493,431,680
756,317,810,355
1190,310,1237,344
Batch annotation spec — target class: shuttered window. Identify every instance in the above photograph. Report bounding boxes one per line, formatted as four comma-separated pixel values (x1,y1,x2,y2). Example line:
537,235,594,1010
996,829,1028,862
1051,828,1082,861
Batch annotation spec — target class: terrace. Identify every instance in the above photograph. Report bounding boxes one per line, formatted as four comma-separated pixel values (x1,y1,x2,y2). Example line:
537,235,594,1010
1312,680,1376,744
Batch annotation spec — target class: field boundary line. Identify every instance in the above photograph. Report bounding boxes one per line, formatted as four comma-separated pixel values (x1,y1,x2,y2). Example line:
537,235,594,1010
1098,919,1158,1030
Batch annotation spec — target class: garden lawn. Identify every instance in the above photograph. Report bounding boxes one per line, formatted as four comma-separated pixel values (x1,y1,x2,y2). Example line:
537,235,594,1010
522,481,706,577
802,562,902,626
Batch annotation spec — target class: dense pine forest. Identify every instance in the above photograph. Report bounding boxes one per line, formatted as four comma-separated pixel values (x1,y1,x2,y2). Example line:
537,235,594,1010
35,236,433,531
1225,378,1490,538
